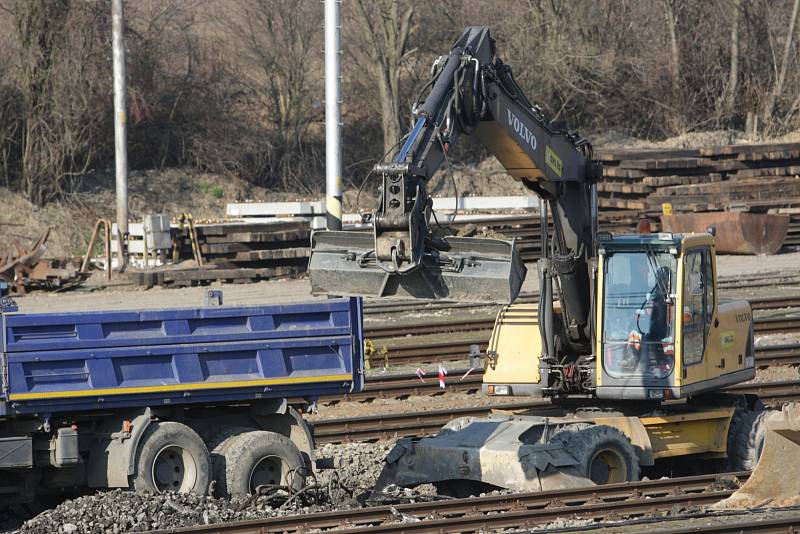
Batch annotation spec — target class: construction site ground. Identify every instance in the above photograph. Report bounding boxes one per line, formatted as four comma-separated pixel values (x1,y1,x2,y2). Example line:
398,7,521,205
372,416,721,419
10,251,800,423
13,250,800,313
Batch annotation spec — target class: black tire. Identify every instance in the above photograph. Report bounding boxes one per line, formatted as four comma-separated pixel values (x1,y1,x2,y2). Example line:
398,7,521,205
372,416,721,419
727,408,767,471
207,426,256,497
213,430,306,498
131,421,211,494
555,424,640,485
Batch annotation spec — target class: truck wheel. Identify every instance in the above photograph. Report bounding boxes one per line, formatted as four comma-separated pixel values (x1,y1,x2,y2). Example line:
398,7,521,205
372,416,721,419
132,421,211,494
213,430,306,497
727,408,767,471
556,424,640,485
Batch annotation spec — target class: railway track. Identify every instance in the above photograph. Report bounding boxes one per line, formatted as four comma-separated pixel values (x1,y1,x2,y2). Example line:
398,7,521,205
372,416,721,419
367,326,800,367
320,343,800,405
364,313,800,342
149,472,750,534
364,293,800,316
313,379,800,444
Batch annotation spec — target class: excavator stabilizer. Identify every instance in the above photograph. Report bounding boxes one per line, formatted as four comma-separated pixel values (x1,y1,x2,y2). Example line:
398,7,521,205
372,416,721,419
714,403,800,509
372,414,597,496
308,230,526,303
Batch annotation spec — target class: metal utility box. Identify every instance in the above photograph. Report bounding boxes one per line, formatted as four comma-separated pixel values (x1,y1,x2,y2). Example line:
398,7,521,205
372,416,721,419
143,214,172,250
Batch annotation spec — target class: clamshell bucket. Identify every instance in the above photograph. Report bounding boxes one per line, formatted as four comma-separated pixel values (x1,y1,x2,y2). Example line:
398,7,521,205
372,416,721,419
714,403,800,509
308,230,526,303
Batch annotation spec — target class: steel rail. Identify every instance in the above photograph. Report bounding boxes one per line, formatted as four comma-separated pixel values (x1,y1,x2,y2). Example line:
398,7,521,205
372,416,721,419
363,293,800,316
323,344,800,404
148,472,749,534
364,314,800,341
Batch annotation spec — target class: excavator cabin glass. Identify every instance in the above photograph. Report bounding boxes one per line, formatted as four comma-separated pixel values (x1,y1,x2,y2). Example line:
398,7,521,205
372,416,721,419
602,250,677,380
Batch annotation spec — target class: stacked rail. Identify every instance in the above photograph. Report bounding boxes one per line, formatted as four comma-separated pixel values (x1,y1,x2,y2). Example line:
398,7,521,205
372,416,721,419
596,142,800,213
138,221,310,287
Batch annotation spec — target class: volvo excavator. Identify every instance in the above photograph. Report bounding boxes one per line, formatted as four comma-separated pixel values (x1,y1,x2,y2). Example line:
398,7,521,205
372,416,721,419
309,27,800,501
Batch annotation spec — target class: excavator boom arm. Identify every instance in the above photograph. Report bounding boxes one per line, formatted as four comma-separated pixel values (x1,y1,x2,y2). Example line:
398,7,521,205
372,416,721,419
310,26,601,347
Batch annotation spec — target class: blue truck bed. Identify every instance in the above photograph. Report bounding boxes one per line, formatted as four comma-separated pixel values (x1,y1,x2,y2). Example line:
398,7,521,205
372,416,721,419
1,297,363,415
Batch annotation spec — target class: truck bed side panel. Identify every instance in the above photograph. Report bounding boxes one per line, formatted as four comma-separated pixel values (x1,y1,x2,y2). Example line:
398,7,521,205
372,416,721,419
1,298,363,415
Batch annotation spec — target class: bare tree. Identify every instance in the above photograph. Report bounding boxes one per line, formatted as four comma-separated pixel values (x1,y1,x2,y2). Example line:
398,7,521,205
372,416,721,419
352,0,416,154
726,0,741,114
661,0,683,99
10,0,107,205
221,0,323,191
762,0,800,128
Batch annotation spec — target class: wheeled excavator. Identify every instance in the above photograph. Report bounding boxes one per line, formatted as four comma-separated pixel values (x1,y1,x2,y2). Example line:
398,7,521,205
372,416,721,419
309,26,800,500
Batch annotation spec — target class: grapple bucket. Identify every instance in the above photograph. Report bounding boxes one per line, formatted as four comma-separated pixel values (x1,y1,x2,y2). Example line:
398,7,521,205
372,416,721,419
714,403,800,509
308,230,526,303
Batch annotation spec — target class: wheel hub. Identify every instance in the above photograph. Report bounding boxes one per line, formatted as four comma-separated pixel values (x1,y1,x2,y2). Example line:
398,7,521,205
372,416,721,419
152,445,198,492
249,455,284,491
589,449,625,485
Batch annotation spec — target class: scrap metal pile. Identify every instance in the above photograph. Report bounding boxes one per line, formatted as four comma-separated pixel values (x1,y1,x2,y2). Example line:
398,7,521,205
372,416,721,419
0,230,87,294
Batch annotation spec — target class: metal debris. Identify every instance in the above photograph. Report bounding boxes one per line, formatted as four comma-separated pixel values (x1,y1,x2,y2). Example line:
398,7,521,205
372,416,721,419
0,230,87,294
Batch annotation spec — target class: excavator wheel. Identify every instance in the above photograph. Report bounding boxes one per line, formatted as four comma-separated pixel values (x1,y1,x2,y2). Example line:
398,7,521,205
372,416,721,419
554,424,640,485
726,407,767,472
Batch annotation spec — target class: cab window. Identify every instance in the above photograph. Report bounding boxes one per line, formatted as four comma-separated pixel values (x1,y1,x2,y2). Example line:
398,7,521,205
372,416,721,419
682,249,710,366
602,250,676,379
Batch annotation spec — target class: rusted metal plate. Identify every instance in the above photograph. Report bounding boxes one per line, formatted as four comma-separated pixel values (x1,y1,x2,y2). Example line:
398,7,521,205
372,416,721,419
660,212,789,254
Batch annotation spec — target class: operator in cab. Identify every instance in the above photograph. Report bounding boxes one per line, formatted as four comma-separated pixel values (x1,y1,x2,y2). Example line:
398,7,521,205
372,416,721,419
604,252,676,379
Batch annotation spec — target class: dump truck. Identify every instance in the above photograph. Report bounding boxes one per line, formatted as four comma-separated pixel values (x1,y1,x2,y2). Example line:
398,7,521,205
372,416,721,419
0,294,363,506
309,26,799,496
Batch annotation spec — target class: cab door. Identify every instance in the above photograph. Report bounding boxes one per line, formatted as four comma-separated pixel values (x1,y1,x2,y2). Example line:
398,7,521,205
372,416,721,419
680,246,720,386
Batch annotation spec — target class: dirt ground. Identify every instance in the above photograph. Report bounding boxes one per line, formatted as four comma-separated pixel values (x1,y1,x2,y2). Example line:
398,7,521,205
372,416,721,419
5,127,800,260
10,250,800,314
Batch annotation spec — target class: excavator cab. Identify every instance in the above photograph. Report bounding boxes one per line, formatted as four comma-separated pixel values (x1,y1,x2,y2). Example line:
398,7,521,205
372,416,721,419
483,232,755,400
595,233,755,400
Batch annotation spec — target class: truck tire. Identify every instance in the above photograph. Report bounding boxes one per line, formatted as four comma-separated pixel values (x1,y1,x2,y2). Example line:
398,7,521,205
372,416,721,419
727,408,767,471
213,430,306,497
555,424,640,485
131,421,211,494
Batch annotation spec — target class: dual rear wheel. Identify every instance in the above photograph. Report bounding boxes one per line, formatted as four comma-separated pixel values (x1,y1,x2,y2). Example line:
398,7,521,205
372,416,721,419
130,421,305,497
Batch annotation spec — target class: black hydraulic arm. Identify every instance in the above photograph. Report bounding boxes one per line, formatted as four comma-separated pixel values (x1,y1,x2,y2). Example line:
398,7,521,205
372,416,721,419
372,26,602,353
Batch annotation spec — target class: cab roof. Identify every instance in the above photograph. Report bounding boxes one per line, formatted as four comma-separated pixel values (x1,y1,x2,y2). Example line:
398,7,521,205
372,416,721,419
599,232,715,251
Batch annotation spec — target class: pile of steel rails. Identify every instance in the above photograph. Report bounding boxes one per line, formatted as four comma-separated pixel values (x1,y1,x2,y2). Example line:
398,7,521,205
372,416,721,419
137,220,310,287
597,142,800,212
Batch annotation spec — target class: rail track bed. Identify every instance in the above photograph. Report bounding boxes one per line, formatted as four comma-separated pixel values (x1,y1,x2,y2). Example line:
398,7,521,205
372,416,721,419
313,379,800,444
364,292,800,317
149,472,750,534
318,342,800,405
365,313,800,342
365,322,800,367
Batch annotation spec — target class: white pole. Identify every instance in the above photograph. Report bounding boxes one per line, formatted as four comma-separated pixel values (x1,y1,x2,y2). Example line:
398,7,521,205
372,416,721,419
112,0,129,264
324,0,342,230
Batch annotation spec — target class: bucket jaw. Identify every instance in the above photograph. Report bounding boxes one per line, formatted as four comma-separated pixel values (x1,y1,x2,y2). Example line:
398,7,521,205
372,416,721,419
308,230,526,303
714,403,800,509
371,415,592,496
